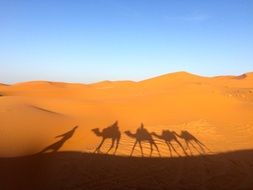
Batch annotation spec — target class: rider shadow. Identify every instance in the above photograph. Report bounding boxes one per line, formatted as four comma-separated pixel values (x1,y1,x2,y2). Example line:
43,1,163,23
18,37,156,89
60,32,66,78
125,123,161,157
39,126,78,153
91,121,121,154
175,130,211,155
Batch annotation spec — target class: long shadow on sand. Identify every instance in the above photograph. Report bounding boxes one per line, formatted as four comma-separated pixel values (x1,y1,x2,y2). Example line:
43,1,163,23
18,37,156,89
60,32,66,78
151,130,188,157
1,149,253,190
175,130,211,155
39,126,78,153
91,121,121,154
125,123,161,157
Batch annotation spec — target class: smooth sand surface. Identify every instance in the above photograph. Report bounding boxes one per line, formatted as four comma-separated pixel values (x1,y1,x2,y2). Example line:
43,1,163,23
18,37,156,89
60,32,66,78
0,71,253,157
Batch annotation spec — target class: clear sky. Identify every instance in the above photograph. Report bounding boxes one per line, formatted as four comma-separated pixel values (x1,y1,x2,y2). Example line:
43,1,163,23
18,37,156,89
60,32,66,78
1,0,253,83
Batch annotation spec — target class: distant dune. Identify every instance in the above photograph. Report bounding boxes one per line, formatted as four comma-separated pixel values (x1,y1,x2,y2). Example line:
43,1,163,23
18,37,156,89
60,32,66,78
0,71,253,157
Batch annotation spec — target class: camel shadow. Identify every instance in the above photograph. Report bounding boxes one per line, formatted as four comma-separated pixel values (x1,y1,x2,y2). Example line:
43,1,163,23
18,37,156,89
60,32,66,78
175,130,211,155
151,130,188,157
91,121,121,155
39,126,78,153
125,123,160,157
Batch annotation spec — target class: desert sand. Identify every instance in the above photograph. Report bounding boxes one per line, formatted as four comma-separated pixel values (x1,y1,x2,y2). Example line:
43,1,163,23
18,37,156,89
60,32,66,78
1,150,253,190
1,71,253,157
1,71,253,189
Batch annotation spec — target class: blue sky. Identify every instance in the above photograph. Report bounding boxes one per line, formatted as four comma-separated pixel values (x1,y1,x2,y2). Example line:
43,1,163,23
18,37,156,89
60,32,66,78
1,0,253,83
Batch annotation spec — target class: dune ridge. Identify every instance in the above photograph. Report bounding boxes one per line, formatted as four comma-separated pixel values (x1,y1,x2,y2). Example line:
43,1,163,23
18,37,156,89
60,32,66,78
1,71,252,87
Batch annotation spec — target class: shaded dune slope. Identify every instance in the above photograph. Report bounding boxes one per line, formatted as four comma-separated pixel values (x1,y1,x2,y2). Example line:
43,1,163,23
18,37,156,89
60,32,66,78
1,150,253,190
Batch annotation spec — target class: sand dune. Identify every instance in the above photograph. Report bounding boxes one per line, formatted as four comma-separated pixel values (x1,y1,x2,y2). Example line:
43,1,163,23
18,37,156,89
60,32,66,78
1,150,253,190
0,71,253,157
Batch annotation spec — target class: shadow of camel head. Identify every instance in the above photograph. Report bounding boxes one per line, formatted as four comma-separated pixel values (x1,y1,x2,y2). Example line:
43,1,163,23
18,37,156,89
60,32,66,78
124,130,137,139
92,128,99,132
124,130,133,136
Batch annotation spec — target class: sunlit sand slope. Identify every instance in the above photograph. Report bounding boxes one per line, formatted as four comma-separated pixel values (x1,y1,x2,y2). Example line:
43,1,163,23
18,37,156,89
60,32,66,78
0,72,253,156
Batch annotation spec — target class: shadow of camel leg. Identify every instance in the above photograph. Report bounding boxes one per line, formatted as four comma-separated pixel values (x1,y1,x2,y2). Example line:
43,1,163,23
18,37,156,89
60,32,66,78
106,139,115,154
130,141,137,157
189,141,203,155
166,141,172,157
113,138,120,155
95,138,105,153
169,142,181,157
195,140,207,154
149,143,153,157
175,139,188,156
200,142,212,153
139,141,144,157
185,141,193,156
153,143,161,157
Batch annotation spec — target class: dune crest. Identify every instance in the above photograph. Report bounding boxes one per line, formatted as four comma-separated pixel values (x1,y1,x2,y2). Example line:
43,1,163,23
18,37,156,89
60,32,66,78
2,71,253,88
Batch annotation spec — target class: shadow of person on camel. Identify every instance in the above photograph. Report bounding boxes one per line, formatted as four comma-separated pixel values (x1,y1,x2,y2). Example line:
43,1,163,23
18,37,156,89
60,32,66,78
39,126,78,153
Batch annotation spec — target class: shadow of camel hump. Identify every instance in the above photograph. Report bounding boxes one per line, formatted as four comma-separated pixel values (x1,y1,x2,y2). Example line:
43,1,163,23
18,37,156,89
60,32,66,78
175,130,211,155
151,130,188,157
92,121,121,154
125,123,160,157
40,126,78,153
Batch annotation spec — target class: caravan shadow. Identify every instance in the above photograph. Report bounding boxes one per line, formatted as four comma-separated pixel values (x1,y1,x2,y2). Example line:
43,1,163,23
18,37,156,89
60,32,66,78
125,123,160,157
151,130,188,157
91,121,121,154
175,130,211,155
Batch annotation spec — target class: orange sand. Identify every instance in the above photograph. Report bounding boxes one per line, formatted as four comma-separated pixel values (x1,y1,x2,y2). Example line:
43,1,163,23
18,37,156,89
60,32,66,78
0,71,253,157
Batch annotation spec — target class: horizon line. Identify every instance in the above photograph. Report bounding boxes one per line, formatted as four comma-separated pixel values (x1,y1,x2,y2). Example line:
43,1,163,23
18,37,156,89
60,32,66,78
1,70,252,86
